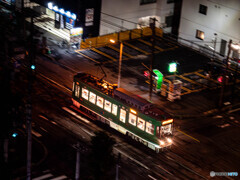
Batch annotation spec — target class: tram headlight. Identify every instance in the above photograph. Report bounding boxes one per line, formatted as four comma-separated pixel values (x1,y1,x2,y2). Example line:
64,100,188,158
167,138,172,144
160,140,165,145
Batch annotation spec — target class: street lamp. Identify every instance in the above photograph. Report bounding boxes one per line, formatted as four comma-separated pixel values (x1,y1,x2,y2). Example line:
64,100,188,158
110,39,123,88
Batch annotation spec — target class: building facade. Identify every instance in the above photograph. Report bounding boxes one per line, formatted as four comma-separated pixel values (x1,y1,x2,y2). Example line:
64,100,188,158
179,0,240,58
100,0,177,35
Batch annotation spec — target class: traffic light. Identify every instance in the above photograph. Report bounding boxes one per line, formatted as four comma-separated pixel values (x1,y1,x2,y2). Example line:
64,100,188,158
217,76,223,83
31,65,35,70
12,132,18,138
144,70,150,78
168,62,177,73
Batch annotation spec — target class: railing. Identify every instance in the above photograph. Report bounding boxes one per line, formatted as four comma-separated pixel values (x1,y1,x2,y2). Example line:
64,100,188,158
80,27,163,49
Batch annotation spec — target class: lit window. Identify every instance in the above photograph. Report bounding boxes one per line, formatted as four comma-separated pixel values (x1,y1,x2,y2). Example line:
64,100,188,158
112,104,118,116
120,109,126,123
82,88,89,100
75,85,80,98
89,92,96,104
161,124,172,135
146,122,154,135
96,96,104,108
104,100,111,112
137,118,145,130
199,4,207,15
129,113,137,126
196,30,204,40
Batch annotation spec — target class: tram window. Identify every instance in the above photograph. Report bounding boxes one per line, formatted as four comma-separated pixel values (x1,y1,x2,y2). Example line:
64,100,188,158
82,88,89,100
72,82,75,92
89,92,96,104
96,96,104,108
146,122,154,135
129,113,136,126
112,104,118,116
120,109,126,123
137,118,145,131
104,100,111,112
75,85,80,98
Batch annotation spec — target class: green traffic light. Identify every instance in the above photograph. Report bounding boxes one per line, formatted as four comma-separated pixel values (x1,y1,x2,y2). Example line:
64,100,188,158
31,65,35,70
168,62,177,73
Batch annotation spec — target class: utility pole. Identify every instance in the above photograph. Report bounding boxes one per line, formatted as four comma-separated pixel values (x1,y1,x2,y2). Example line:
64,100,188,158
26,14,35,180
219,39,232,108
115,153,121,180
149,17,156,101
75,142,80,180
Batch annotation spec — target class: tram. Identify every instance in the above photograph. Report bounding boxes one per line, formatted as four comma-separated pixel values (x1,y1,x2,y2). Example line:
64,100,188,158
72,73,173,152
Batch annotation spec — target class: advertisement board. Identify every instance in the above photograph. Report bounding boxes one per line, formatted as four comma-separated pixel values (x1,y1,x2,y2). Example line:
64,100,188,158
85,8,94,26
65,17,75,30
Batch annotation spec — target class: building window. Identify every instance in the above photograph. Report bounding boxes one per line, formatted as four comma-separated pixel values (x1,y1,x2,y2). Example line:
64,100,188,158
104,100,111,112
82,88,89,100
137,118,145,131
89,92,96,104
129,113,137,126
167,0,174,3
140,0,156,5
146,122,154,135
165,15,173,27
120,109,126,123
196,30,204,40
75,84,80,98
96,96,104,108
199,4,207,15
112,104,118,116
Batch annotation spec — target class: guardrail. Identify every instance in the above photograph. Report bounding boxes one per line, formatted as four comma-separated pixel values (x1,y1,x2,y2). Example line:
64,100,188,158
80,27,163,49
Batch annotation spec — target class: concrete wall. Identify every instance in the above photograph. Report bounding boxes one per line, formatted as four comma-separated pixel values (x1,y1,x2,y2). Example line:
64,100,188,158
179,0,240,57
100,0,174,35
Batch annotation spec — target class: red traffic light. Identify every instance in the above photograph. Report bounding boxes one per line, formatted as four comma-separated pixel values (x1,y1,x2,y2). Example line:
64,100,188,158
217,76,223,83
144,70,150,78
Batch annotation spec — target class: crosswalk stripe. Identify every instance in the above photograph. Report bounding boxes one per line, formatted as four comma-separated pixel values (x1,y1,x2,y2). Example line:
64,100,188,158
50,175,68,180
32,173,53,180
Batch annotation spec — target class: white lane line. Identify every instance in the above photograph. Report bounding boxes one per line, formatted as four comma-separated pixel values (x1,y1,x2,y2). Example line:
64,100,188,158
81,127,94,136
228,108,240,114
50,175,67,180
157,164,173,175
32,173,53,180
32,130,42,137
40,127,48,133
148,175,158,180
114,148,149,170
39,73,71,93
38,115,58,125
62,107,90,124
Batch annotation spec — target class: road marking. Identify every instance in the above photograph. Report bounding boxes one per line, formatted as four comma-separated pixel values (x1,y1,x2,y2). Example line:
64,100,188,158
38,115,58,125
148,175,158,180
176,129,200,143
32,173,53,180
157,164,173,175
75,50,99,63
62,107,90,124
40,127,48,133
32,129,42,137
228,107,240,114
50,175,67,180
39,73,71,93
114,148,150,170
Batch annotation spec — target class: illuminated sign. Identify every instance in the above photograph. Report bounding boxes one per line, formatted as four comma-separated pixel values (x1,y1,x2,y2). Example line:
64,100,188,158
162,119,173,125
70,27,83,37
47,2,77,21
130,109,137,115
85,8,94,26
